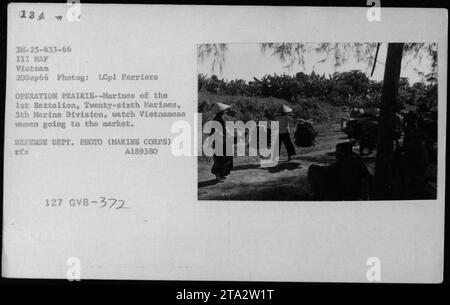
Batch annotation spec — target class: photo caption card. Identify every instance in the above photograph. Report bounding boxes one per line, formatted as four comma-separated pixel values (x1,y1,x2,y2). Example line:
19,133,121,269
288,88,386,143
3,3,447,282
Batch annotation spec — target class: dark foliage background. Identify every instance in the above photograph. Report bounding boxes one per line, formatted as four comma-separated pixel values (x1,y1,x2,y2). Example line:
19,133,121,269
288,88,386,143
198,70,437,124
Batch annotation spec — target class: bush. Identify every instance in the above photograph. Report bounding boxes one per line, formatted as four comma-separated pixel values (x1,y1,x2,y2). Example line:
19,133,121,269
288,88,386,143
198,71,437,112
198,92,346,129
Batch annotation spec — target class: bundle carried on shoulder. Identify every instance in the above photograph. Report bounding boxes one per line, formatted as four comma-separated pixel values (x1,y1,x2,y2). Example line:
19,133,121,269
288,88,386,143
294,119,318,147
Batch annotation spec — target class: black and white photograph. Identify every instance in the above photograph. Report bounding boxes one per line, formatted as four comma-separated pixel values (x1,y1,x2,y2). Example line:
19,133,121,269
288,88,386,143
197,42,438,201
1,1,447,288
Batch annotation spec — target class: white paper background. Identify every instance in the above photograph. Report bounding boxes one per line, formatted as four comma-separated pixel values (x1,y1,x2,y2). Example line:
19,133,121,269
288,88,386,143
3,4,447,282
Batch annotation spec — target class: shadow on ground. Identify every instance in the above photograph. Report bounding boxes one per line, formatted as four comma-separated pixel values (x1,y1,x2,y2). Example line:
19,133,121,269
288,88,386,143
265,162,301,173
200,175,313,201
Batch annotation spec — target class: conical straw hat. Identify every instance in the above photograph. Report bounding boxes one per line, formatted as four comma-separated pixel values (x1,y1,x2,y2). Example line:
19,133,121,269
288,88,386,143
282,105,293,113
217,102,231,111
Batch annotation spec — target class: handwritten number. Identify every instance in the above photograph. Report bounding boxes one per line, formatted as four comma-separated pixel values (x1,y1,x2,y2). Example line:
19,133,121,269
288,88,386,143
116,200,126,209
108,198,117,209
19,10,44,20
100,197,107,208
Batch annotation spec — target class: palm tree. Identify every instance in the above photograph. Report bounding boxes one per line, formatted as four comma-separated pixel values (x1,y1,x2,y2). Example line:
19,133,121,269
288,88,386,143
374,43,404,199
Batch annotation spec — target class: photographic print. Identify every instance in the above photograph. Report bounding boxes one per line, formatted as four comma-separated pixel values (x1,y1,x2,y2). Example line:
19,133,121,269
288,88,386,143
197,42,438,201
3,3,446,283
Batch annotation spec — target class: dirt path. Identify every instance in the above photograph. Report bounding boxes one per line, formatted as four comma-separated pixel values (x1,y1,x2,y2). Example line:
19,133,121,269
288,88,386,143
197,125,371,201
